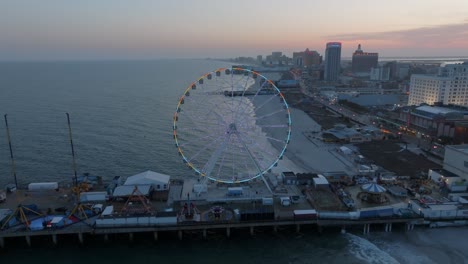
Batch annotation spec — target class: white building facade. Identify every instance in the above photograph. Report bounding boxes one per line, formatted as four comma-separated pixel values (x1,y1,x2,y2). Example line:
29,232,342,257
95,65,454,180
408,62,468,106
443,145,468,180
370,66,390,81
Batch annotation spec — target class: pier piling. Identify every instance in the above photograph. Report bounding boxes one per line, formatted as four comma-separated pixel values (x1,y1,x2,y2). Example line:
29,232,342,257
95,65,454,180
385,223,393,232
78,233,84,244
363,224,370,235
406,223,414,231
25,235,31,247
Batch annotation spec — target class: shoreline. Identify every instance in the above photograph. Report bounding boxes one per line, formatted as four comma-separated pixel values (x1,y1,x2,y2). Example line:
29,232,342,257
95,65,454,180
251,93,351,174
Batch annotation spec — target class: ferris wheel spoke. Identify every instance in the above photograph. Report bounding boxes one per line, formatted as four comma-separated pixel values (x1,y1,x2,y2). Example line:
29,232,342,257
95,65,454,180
232,99,254,123
258,124,289,129
253,93,281,113
233,80,269,120
234,105,286,128
178,129,224,148
201,133,231,178
265,136,286,144
180,104,227,127
180,115,223,133
237,130,279,158
234,133,263,175
256,108,288,121
215,137,230,180
186,133,227,164
231,75,253,122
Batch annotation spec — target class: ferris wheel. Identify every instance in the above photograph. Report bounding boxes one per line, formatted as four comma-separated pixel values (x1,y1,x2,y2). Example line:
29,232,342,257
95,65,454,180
173,67,291,184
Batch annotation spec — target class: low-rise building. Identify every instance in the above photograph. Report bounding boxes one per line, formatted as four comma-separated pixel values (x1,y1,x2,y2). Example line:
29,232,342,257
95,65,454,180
398,105,468,142
444,145,468,181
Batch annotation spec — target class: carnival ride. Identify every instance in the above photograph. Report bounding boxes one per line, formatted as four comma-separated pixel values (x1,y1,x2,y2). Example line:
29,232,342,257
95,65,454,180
173,67,291,187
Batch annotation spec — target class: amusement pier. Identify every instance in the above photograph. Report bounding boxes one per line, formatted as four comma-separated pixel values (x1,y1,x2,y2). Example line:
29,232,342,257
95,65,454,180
2,66,468,248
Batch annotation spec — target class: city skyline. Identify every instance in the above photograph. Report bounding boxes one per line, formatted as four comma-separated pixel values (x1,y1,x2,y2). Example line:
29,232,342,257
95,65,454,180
1,0,468,61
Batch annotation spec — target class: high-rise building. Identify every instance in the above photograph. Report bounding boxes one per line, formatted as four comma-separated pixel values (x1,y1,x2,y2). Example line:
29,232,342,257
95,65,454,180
293,49,321,67
370,66,390,81
256,55,263,65
385,61,410,80
408,62,468,106
352,44,378,73
324,42,341,81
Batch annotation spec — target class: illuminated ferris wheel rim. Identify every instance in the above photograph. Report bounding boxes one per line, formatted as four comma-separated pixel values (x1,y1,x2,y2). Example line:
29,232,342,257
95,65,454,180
173,66,292,183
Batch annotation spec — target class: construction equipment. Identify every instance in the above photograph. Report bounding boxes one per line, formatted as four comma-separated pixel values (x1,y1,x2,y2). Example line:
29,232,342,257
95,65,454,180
1,204,43,230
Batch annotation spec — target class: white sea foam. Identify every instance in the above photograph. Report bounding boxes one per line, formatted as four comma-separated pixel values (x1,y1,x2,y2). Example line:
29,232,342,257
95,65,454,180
370,237,436,264
345,233,400,264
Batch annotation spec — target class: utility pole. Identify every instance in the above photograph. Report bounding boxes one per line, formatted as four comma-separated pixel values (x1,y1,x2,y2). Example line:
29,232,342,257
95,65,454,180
66,113,78,187
4,114,18,188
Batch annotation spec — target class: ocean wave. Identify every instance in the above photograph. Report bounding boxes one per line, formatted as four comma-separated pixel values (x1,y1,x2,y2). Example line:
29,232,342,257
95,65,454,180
345,233,399,264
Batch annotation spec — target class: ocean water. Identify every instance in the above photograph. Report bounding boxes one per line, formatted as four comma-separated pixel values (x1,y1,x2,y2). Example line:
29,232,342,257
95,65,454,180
0,60,466,263
0,59,230,187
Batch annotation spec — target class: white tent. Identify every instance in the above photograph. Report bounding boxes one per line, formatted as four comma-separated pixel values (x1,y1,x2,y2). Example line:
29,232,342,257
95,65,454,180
124,170,170,191
113,185,153,197
339,146,353,155
313,174,329,187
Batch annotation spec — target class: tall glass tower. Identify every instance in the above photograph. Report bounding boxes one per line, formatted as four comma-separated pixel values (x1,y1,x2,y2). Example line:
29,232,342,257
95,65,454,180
324,42,342,81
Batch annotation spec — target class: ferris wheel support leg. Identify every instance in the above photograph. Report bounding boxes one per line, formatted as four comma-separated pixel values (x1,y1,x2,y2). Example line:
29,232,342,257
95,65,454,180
260,175,273,194
237,135,273,194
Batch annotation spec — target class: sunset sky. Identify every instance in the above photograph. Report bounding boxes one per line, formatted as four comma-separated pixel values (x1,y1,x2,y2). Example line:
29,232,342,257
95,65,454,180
1,0,468,60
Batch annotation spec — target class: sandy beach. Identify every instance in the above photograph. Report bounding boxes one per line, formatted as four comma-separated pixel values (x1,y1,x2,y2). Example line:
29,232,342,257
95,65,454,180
252,93,352,175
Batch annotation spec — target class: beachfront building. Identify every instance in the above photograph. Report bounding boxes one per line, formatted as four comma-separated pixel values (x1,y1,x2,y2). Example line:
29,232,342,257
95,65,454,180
352,44,378,74
398,105,468,142
324,42,341,82
408,62,468,106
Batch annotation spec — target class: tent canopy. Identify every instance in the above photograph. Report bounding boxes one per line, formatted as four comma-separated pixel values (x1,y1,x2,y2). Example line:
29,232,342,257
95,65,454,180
124,170,170,190
361,183,386,193
113,185,152,197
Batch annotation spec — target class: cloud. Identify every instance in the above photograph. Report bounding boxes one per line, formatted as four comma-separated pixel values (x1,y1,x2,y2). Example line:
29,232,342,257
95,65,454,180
328,21,468,48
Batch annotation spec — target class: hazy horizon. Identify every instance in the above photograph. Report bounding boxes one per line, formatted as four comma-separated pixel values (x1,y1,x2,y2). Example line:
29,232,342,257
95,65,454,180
1,0,468,61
